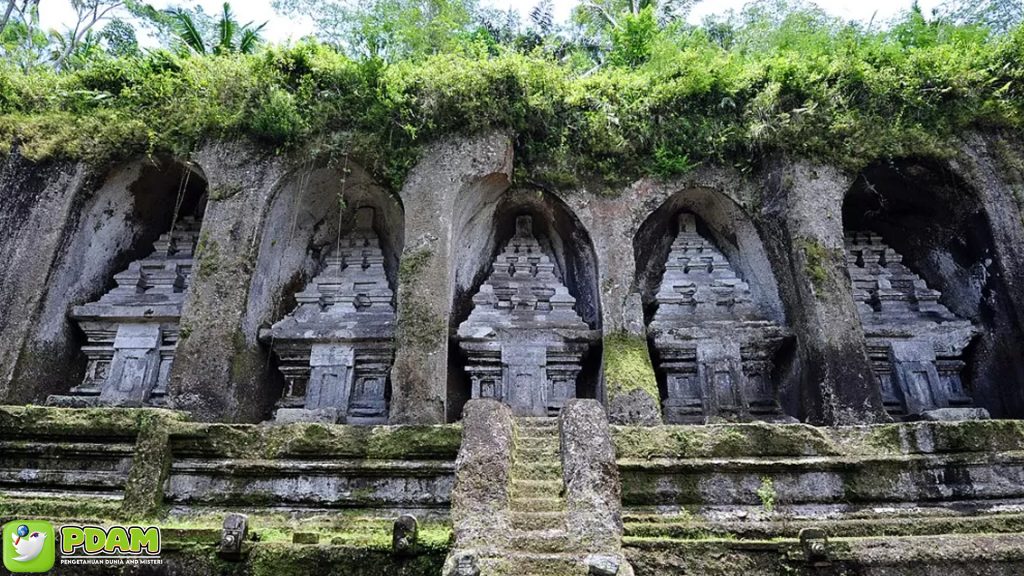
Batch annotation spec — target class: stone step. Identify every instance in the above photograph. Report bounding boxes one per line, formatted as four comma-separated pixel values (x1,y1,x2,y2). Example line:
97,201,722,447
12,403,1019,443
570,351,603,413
516,435,560,451
512,461,562,480
515,449,560,464
512,479,563,499
511,496,566,513
478,552,586,576
516,434,559,443
509,529,572,553
511,510,566,531
0,469,127,489
0,440,136,456
515,418,559,431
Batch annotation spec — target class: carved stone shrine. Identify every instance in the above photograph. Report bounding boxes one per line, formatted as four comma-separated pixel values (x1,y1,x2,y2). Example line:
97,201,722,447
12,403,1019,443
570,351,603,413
48,217,202,407
260,207,395,424
845,231,983,420
457,215,599,417
648,213,793,423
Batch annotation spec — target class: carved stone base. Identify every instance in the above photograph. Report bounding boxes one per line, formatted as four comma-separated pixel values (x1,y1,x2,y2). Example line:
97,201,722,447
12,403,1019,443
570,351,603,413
272,408,343,425
45,395,101,408
920,408,991,422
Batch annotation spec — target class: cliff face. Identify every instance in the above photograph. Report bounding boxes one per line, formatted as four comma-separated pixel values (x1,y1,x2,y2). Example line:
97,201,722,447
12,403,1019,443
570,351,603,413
2,130,1023,425
2,130,1024,575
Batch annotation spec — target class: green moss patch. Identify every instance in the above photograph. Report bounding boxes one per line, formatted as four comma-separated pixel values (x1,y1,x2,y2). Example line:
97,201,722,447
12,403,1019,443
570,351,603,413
6,11,1024,190
0,405,187,438
169,421,461,460
0,496,123,522
604,332,660,407
613,422,838,460
797,237,832,293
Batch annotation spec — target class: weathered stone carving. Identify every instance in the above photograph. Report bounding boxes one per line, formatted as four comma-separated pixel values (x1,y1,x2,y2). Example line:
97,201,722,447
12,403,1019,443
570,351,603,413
392,514,418,556
649,213,792,423
48,217,202,407
219,513,249,561
260,207,395,424
457,216,599,417
845,231,982,420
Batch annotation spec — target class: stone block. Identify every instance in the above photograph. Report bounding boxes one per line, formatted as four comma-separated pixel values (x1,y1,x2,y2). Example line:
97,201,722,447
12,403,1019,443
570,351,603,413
450,399,515,549
272,408,341,424
392,514,418,555
560,399,622,552
921,407,991,421
219,513,248,560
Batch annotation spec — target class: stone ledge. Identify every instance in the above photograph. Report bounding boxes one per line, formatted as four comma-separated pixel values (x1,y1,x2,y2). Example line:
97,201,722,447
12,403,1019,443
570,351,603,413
0,405,188,437
625,533,1024,575
613,420,1024,460
624,510,1024,540
169,422,463,460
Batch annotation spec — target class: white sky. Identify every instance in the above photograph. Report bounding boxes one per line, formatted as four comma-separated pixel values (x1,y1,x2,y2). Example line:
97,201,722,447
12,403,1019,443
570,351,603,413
38,0,946,45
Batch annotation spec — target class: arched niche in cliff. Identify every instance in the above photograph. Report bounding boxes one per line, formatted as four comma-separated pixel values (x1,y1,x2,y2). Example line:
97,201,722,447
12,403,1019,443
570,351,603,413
448,189,603,421
843,159,1024,419
40,158,208,407
633,188,798,423
247,163,404,424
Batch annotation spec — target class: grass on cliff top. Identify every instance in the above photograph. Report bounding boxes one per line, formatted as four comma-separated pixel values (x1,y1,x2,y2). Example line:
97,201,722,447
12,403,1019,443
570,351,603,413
2,8,1024,190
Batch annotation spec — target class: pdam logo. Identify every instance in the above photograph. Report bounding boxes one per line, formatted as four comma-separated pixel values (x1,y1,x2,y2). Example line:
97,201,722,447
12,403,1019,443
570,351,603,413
3,520,55,573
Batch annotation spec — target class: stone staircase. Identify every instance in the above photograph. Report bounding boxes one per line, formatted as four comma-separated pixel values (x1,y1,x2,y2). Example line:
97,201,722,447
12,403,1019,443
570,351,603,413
447,401,632,576
478,416,584,575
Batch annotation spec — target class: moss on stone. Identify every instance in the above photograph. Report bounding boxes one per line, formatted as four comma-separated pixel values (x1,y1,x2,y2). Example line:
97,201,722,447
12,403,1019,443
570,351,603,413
247,542,447,576
195,232,221,280
366,425,463,459
628,512,1024,542
0,511,451,575
398,247,432,282
832,419,1024,456
612,422,838,460
0,405,187,437
208,182,244,201
0,496,122,521
394,248,446,352
396,298,446,353
620,470,702,507
625,532,1024,575
228,328,264,391
119,411,182,519
798,238,831,293
169,421,461,460
604,331,660,405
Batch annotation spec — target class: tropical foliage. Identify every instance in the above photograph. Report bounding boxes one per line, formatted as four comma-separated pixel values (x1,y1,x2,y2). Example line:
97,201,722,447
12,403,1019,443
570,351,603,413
0,0,1023,192
166,2,266,55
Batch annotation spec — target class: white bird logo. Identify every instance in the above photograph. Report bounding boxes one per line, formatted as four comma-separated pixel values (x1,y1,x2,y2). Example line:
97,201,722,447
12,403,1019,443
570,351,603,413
11,526,46,562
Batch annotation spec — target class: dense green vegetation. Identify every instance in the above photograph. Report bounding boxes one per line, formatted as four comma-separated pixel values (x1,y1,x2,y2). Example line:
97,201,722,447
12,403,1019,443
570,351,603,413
1,0,1024,191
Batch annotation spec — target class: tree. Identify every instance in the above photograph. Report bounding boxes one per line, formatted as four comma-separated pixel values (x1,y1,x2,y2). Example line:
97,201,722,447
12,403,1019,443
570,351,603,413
53,0,127,70
0,0,47,71
166,2,266,55
607,5,658,66
100,17,139,57
50,28,104,69
0,0,38,33
569,0,701,69
936,0,1024,34
574,0,697,32
530,0,555,35
272,0,479,61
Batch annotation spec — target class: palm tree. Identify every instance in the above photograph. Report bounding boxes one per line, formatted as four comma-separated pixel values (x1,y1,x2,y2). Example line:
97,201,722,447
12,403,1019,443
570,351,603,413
167,1,265,55
577,0,696,30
